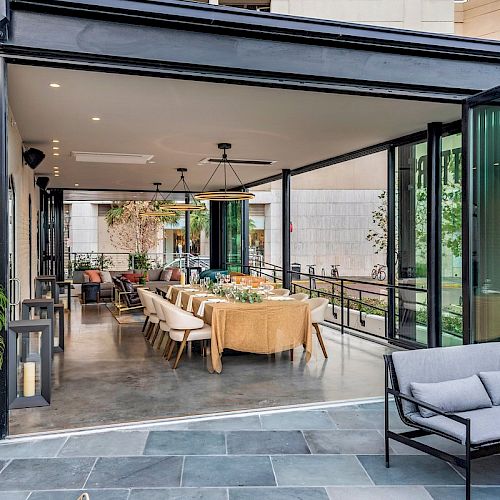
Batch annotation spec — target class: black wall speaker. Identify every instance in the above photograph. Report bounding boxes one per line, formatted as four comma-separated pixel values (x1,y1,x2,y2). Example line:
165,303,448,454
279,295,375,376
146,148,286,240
36,177,50,191
23,148,45,169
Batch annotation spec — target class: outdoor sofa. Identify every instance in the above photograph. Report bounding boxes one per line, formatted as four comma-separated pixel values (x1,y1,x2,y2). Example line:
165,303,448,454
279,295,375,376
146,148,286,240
385,343,500,500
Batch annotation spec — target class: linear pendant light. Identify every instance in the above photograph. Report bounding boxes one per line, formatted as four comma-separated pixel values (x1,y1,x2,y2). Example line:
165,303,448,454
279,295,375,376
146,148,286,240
195,143,255,202
166,168,206,212
139,182,176,217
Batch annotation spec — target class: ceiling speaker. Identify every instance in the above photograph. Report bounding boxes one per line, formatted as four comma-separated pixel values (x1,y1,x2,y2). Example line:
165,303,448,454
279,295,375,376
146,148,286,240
23,148,45,169
36,177,50,191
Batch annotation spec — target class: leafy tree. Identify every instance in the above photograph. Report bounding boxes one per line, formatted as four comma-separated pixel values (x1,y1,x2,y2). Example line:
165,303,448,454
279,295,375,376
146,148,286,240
106,201,180,254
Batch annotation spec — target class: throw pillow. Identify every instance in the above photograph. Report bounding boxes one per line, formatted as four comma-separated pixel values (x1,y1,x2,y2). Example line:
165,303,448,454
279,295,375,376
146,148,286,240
169,267,181,281
148,269,162,282
411,374,492,418
160,269,173,282
121,278,135,293
84,270,102,283
99,270,112,283
479,371,500,405
122,273,141,283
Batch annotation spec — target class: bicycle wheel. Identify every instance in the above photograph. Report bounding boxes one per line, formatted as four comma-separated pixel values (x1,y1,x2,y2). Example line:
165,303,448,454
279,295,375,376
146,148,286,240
379,270,387,281
371,269,377,279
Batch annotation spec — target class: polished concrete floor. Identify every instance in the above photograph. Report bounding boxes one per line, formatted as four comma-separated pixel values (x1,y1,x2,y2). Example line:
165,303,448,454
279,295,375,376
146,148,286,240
9,298,393,436
2,401,498,499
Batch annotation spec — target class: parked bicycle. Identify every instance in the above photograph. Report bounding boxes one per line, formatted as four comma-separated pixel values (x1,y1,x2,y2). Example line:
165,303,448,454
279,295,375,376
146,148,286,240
371,264,387,281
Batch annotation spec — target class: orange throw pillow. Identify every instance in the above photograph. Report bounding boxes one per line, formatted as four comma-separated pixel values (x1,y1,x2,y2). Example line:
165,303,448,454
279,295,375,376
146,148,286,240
84,270,102,283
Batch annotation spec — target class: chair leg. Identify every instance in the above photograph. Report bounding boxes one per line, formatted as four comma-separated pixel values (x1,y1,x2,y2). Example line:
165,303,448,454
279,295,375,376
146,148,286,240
163,337,172,358
166,340,176,361
313,323,328,358
150,324,160,345
155,330,165,350
142,316,149,333
465,423,471,500
173,330,191,369
145,322,154,340
289,349,294,361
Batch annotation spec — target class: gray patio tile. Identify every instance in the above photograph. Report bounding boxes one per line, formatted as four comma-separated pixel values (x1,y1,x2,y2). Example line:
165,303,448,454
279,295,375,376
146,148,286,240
229,487,329,499
86,456,183,488
0,458,95,491
58,431,148,457
426,486,500,499
304,430,385,455
144,431,226,455
328,408,409,430
187,416,261,431
357,455,463,485
130,488,228,499
227,431,310,455
0,438,66,459
0,493,30,500
0,460,6,473
29,490,129,500
260,411,335,430
182,456,275,487
464,455,500,485
271,455,372,486
327,486,432,499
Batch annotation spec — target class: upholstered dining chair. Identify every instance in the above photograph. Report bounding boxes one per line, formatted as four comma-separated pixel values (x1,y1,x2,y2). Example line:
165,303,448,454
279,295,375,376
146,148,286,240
159,300,212,369
306,297,329,358
289,292,308,301
272,288,291,297
141,290,161,343
137,287,150,333
151,295,171,350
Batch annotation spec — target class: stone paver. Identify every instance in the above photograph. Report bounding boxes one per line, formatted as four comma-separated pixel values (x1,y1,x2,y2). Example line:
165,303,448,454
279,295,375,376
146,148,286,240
0,401,499,497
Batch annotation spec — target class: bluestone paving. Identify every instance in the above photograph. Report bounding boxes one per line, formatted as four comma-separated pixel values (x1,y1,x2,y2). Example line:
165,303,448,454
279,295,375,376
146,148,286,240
58,431,148,457
86,456,183,488
144,431,226,455
0,401,499,496
304,430,386,454
358,455,464,485
0,438,66,459
228,487,329,499
326,486,433,499
426,486,500,499
182,456,276,487
226,431,310,454
271,455,372,486
129,488,228,499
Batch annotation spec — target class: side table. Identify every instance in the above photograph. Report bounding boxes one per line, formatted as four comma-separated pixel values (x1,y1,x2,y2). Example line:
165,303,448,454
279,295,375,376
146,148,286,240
82,282,100,304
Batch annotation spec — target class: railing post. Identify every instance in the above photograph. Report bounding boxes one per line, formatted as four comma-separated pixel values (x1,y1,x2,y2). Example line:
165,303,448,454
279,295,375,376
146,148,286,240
282,169,291,289
340,280,345,335
387,145,396,340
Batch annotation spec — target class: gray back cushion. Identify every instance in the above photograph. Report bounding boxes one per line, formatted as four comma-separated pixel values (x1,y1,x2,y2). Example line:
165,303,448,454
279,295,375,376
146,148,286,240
392,343,500,416
479,371,500,406
411,375,492,418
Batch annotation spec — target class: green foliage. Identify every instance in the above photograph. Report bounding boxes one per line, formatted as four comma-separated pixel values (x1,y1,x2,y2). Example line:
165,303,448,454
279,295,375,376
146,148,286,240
72,253,113,271
129,252,151,270
0,285,7,369
190,210,210,240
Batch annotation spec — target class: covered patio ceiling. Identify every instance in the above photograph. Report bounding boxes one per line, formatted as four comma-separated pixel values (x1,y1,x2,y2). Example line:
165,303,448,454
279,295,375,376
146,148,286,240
9,64,461,199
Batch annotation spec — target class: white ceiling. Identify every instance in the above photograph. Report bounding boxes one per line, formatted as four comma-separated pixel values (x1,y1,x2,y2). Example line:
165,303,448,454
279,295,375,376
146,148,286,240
8,64,461,198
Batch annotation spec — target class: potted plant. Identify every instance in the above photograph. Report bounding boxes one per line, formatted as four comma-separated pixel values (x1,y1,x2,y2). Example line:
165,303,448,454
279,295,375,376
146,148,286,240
0,285,7,370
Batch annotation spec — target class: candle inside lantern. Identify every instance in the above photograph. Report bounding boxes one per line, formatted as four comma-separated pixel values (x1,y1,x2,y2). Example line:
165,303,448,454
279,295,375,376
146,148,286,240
23,362,36,397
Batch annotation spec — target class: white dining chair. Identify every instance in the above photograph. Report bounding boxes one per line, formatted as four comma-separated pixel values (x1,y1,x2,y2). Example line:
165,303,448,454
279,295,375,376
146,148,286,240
289,292,308,301
141,290,161,343
306,297,329,358
159,300,212,369
137,287,150,333
272,288,291,297
151,295,171,350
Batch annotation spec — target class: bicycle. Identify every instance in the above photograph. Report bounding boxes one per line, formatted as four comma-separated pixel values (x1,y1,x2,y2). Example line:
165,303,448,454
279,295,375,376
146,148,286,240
331,264,340,279
371,264,387,281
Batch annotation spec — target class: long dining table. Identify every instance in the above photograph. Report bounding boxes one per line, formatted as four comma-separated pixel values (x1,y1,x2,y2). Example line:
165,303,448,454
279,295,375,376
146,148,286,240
158,284,312,373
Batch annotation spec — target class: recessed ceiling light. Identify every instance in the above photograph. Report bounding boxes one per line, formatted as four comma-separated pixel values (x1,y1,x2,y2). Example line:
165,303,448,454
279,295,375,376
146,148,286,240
54,173,60,177
52,139,60,143
91,117,101,121
49,83,61,88
53,153,60,156
454,0,468,3
52,147,59,150
148,160,156,164
53,167,59,170
74,183,79,187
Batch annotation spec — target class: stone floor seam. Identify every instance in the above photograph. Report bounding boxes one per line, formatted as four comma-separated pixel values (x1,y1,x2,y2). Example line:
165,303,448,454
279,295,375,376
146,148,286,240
353,454,376,486
82,456,99,489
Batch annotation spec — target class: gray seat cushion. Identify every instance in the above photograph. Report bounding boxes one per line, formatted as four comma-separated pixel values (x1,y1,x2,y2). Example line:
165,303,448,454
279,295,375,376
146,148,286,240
409,406,500,446
392,343,500,416
479,371,500,406
410,375,492,418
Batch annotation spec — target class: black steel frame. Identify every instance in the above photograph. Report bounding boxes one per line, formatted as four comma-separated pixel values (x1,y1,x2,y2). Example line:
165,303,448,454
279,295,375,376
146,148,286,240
282,169,291,290
385,354,500,500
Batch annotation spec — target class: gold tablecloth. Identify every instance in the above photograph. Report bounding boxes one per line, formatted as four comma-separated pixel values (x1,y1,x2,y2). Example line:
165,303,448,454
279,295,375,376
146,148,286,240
163,285,312,373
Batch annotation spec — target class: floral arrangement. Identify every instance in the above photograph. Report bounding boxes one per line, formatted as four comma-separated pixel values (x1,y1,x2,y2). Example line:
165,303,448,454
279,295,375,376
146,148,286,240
208,282,263,303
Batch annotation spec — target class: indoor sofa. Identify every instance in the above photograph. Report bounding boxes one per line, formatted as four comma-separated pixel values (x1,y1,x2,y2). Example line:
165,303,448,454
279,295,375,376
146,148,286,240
385,343,500,500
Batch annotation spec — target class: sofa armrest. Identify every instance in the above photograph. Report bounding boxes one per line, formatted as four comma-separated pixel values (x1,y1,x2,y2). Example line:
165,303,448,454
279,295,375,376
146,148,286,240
388,388,470,426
